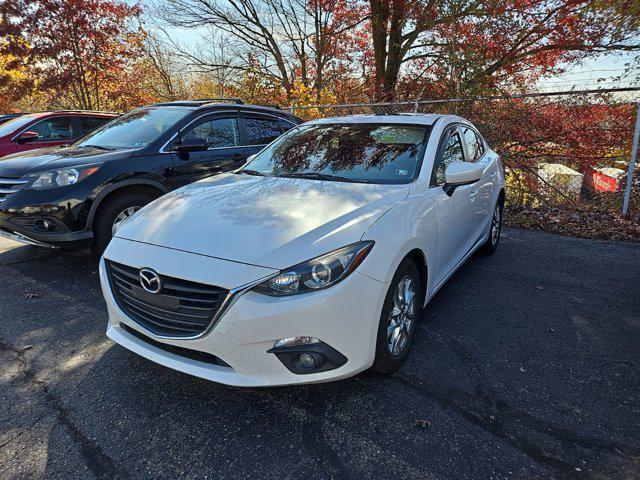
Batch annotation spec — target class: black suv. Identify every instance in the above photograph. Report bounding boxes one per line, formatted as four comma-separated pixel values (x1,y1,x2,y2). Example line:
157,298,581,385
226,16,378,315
0,99,302,256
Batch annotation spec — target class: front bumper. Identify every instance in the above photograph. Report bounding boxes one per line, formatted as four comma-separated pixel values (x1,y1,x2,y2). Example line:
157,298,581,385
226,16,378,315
101,237,388,387
0,221,92,249
0,184,93,249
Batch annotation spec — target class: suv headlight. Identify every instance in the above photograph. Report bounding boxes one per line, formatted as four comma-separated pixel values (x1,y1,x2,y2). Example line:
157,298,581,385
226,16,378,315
24,165,101,189
253,241,374,296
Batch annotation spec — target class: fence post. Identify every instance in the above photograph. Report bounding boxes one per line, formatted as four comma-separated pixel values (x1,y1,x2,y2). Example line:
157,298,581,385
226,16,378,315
622,102,640,217
413,99,419,113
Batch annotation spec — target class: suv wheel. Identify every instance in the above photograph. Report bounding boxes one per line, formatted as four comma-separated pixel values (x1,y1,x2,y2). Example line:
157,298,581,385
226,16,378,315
92,192,153,258
371,258,424,373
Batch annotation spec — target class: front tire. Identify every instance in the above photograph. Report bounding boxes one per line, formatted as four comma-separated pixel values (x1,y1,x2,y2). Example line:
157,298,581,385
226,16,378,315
92,192,153,258
371,258,424,373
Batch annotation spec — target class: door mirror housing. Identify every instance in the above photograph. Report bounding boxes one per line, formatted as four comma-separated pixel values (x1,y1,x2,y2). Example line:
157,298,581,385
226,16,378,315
175,137,209,152
443,162,483,196
16,131,39,144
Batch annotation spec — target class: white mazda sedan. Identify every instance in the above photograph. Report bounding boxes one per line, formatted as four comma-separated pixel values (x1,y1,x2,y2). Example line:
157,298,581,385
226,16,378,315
100,114,505,386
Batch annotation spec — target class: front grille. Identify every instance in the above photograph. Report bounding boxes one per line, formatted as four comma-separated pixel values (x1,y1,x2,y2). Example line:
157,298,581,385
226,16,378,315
106,261,229,337
0,178,28,204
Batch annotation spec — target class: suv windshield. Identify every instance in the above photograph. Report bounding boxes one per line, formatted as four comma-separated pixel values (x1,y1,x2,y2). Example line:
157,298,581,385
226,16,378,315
243,123,431,184
75,107,191,149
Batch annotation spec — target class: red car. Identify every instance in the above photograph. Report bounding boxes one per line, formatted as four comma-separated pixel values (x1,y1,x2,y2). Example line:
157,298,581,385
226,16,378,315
0,111,118,157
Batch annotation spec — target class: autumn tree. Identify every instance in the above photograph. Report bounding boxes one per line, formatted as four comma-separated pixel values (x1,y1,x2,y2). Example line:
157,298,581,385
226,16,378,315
368,0,640,100
1,0,153,111
155,0,365,102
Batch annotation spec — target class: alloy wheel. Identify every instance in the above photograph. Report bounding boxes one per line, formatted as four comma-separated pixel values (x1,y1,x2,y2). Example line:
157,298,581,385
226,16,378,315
386,276,416,356
112,206,141,236
491,203,502,245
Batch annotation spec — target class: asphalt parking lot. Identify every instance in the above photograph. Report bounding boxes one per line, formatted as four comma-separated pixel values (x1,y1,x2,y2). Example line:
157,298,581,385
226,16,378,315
1,228,639,480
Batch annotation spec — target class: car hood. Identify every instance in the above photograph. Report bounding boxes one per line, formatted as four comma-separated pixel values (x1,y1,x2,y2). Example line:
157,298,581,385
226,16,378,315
116,173,409,269
0,146,135,177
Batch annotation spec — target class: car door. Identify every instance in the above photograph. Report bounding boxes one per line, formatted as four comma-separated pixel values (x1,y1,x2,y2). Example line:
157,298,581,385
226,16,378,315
240,114,295,158
15,115,76,152
170,113,246,186
428,125,478,284
459,125,495,240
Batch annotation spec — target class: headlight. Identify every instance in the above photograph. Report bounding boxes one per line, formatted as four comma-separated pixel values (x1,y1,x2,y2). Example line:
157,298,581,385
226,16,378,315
253,241,374,296
25,165,101,189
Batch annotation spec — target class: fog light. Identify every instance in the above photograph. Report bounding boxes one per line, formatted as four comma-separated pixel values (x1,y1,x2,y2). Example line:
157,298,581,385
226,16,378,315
34,219,52,231
274,336,321,348
297,353,317,369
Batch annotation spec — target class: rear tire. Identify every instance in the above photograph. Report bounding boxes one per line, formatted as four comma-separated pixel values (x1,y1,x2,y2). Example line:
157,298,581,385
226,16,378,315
371,258,424,374
481,198,503,254
91,192,153,259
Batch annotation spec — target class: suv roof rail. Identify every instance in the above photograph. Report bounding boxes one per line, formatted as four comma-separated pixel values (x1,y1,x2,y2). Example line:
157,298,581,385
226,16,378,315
199,98,244,105
153,98,244,107
256,104,282,110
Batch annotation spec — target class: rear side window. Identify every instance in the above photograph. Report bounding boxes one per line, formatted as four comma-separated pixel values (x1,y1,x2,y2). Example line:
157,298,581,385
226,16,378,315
278,118,296,134
461,127,484,162
433,130,465,185
245,118,282,145
183,118,240,148
29,116,75,140
80,116,112,136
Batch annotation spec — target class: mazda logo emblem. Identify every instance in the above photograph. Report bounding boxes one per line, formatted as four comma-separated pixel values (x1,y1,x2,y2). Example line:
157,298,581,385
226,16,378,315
139,268,161,294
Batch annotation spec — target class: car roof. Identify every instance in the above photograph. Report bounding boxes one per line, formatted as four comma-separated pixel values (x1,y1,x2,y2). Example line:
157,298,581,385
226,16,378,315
306,113,445,126
17,111,119,118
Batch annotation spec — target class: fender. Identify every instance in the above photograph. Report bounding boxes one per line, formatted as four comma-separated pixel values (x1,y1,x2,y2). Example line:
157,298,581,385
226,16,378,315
85,179,169,230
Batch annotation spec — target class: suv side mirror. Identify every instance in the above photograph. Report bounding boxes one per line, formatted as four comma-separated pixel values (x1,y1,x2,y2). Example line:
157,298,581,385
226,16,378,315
16,131,39,144
443,162,483,196
176,137,209,153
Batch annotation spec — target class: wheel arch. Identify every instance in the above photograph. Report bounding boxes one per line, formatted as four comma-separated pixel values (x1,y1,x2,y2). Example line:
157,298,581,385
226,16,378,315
401,248,429,304
86,180,168,230
498,188,505,205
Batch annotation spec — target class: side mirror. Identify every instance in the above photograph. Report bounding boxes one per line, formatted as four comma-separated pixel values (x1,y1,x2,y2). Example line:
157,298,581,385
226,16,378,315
175,137,209,153
16,131,39,144
443,162,483,196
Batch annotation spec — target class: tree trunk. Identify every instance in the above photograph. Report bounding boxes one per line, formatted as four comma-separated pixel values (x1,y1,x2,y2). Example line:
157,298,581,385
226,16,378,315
370,0,389,100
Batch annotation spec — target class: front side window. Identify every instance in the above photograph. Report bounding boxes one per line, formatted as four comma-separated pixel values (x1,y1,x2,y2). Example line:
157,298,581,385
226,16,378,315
0,114,42,137
243,123,431,184
76,107,191,150
461,127,484,162
245,118,284,145
182,117,239,148
434,130,465,185
29,117,75,140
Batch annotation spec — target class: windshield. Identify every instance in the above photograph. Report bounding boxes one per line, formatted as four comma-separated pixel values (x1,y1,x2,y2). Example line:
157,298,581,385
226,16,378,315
242,123,431,184
0,114,40,137
75,107,191,149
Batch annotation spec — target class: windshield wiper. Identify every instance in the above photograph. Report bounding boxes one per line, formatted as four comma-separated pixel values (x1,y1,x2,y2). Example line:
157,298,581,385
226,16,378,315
81,145,115,151
280,172,363,183
238,169,267,176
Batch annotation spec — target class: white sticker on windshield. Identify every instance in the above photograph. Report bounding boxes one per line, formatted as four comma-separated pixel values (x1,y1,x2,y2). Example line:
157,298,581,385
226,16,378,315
396,169,409,176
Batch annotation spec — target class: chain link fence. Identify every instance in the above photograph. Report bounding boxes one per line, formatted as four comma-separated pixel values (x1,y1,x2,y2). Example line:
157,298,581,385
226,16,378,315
289,88,640,239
